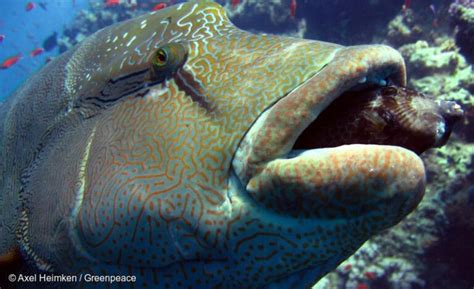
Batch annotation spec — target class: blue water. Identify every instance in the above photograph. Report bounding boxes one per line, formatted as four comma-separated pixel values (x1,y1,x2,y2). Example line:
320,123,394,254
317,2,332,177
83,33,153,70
0,0,88,101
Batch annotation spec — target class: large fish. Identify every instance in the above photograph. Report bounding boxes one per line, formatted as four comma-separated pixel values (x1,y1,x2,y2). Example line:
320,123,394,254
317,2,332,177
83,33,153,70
0,1,462,289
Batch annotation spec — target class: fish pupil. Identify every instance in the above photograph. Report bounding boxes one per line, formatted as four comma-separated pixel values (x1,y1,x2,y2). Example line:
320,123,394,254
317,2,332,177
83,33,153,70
156,50,167,64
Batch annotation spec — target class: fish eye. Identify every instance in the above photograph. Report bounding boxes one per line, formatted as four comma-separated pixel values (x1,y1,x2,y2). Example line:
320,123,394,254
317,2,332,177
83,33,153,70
149,43,188,83
381,86,398,97
154,49,168,66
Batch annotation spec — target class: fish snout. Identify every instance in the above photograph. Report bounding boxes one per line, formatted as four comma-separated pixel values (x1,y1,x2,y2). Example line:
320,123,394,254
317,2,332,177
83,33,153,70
232,44,428,235
433,100,464,147
439,100,464,123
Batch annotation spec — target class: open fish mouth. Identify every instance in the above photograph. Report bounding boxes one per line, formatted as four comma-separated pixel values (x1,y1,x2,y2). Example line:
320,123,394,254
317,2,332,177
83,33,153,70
232,45,463,224
291,84,464,156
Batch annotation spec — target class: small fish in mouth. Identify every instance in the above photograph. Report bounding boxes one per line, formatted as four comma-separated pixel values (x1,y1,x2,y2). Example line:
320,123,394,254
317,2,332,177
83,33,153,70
293,85,464,154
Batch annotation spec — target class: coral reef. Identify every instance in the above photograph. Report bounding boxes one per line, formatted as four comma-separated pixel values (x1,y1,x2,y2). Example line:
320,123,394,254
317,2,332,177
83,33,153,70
326,243,425,289
59,1,143,53
386,10,424,47
399,39,474,106
225,0,307,39
384,1,455,49
418,142,474,289
449,0,474,63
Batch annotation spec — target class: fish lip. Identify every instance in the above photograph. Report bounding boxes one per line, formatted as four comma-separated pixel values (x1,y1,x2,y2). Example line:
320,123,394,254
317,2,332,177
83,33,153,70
232,44,426,221
432,100,465,148
233,45,410,179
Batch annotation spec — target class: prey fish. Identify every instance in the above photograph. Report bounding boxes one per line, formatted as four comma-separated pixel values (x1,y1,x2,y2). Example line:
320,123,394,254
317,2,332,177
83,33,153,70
294,85,464,154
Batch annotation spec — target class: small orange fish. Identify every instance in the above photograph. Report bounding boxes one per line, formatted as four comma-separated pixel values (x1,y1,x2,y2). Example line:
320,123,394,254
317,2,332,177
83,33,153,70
356,283,369,289
151,3,167,11
402,0,411,15
290,0,297,19
105,0,120,7
231,0,240,8
25,2,36,11
1,54,22,69
30,47,44,57
364,271,376,280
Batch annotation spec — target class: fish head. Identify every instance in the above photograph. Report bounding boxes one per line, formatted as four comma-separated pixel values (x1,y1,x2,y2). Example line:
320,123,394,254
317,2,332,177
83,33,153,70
21,2,427,287
228,42,427,286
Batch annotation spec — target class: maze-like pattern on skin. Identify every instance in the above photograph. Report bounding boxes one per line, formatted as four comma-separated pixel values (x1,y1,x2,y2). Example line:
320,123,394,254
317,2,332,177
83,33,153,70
70,1,344,274
0,2,428,289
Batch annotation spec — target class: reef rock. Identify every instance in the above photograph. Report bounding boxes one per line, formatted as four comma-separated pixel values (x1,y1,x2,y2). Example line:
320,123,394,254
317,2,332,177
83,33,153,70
449,0,474,63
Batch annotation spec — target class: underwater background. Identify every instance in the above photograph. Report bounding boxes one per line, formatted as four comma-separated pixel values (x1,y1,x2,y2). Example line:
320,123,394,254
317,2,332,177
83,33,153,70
0,0,473,288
